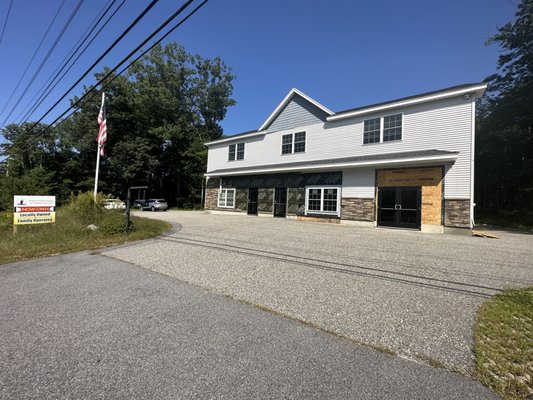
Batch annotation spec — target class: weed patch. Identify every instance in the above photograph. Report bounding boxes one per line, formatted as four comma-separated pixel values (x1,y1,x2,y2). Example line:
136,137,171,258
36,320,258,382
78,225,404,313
0,206,169,266
475,287,533,399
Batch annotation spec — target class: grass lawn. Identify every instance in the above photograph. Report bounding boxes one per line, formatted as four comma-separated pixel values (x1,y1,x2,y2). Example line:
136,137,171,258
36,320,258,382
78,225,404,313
0,211,170,265
475,287,533,400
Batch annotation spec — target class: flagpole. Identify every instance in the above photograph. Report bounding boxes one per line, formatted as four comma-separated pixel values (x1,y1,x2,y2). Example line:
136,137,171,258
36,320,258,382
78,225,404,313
93,144,101,202
93,92,105,201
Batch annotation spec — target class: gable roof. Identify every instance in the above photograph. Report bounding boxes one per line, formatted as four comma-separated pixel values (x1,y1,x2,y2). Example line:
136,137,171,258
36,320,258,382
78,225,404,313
205,82,488,146
258,88,334,131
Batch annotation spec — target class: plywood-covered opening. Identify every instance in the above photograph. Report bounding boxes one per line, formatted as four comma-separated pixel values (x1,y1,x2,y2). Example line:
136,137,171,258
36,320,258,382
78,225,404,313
376,166,443,225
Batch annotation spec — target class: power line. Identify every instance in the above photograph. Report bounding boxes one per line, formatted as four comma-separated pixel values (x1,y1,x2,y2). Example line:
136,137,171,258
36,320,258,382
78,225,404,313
1,0,163,154
16,0,125,125
41,0,200,129
0,0,67,118
14,0,118,124
0,0,14,45
6,0,208,159
0,0,84,126
14,0,161,132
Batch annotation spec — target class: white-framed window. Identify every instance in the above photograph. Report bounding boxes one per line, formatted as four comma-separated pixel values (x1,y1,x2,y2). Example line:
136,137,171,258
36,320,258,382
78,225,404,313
218,189,235,208
305,186,341,216
363,113,402,144
228,142,245,161
281,132,306,154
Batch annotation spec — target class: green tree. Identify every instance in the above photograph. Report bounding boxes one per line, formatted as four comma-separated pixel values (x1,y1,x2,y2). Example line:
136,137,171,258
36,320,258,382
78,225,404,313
476,0,533,211
1,122,56,176
59,43,235,206
0,123,63,209
0,168,55,210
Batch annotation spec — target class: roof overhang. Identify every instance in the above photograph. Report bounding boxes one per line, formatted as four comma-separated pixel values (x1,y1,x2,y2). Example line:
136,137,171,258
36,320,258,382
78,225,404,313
327,83,488,122
205,151,458,178
258,88,334,131
204,130,265,147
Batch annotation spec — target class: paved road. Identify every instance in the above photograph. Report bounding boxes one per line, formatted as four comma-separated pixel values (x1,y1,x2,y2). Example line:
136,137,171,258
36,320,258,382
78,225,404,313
1,252,498,399
106,211,533,374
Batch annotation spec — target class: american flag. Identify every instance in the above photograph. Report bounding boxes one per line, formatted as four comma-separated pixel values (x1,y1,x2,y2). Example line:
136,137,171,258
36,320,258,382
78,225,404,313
96,94,107,156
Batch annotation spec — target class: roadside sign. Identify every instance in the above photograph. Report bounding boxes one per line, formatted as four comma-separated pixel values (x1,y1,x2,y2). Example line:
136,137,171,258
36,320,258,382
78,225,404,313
13,195,56,225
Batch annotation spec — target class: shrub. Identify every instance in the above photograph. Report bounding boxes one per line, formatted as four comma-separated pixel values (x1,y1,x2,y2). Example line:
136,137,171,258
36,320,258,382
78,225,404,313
61,191,106,224
0,211,12,232
99,211,131,235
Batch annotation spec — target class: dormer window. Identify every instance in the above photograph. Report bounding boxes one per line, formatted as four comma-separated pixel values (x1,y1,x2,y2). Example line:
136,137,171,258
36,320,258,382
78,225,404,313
228,142,245,161
363,114,402,144
281,132,306,154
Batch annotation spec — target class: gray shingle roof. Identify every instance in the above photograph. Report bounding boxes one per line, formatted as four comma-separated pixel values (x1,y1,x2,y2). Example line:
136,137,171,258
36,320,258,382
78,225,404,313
332,83,483,116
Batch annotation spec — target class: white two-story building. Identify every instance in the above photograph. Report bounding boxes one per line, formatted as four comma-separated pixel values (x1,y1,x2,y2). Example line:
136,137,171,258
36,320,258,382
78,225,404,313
204,83,487,232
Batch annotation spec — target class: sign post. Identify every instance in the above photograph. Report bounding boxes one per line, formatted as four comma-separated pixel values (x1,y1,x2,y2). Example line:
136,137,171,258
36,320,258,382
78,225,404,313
125,186,148,233
13,196,56,233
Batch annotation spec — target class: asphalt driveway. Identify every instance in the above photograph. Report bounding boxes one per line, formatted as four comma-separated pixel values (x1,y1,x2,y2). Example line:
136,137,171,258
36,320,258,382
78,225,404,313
106,210,533,374
1,252,498,399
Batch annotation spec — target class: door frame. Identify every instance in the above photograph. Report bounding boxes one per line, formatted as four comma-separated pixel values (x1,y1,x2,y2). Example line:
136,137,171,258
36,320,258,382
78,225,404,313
273,187,287,218
378,186,421,229
247,188,258,215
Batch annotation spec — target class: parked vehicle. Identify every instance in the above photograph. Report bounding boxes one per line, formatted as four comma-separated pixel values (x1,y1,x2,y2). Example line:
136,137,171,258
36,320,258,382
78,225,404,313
133,199,146,209
139,199,168,211
104,199,126,210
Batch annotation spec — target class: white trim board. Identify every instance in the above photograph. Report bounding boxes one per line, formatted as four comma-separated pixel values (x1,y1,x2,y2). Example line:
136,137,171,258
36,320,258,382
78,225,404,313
206,154,458,177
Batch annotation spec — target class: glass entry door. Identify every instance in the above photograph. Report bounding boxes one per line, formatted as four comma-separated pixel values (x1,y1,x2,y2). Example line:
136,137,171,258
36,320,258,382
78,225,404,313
274,187,287,217
378,186,421,229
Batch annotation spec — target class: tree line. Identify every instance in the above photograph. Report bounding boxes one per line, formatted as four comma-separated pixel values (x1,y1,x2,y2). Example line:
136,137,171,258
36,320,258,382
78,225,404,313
475,0,532,214
0,43,235,209
1,1,532,217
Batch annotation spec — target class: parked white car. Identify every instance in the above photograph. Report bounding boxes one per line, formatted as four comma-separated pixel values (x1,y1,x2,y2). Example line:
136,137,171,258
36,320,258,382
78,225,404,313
104,199,126,210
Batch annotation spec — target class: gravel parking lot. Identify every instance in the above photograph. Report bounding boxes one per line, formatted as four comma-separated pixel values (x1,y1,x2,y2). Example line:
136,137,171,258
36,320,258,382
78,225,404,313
105,211,533,374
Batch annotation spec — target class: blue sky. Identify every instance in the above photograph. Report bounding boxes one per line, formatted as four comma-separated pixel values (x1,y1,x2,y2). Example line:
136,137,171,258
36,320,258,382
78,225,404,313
0,0,518,138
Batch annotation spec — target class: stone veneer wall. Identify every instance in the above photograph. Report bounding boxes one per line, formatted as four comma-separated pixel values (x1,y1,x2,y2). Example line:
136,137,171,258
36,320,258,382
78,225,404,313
205,177,246,212
341,198,374,222
444,199,470,227
205,188,218,210
205,177,221,210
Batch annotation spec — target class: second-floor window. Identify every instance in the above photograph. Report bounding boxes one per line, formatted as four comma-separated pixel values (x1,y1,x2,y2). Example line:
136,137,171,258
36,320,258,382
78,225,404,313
228,142,245,161
281,132,306,154
363,114,402,144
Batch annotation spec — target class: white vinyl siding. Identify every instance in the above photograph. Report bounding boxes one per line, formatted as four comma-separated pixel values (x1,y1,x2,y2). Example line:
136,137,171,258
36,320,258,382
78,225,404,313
342,168,376,198
206,96,474,198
